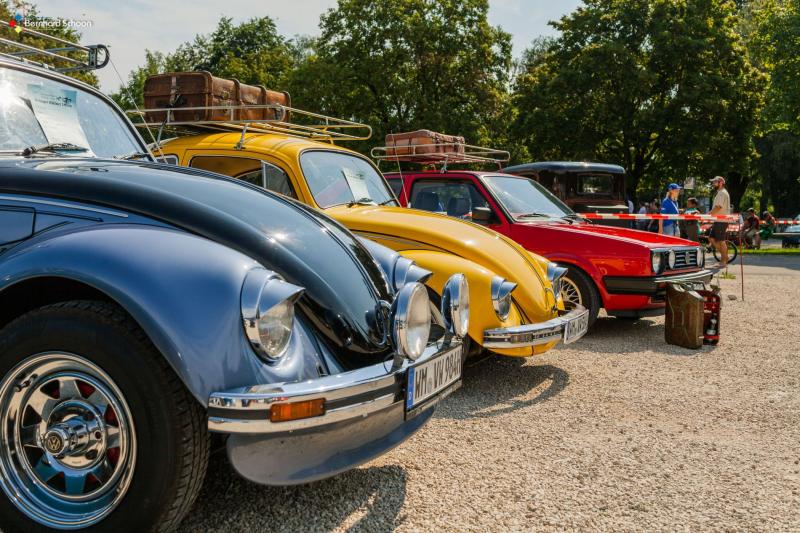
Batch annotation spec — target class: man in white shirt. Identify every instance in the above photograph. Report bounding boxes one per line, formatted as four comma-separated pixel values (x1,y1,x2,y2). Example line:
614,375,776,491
708,176,731,267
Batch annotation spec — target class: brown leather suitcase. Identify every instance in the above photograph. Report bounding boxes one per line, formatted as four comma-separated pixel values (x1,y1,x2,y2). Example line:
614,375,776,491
385,130,465,157
238,83,291,121
144,71,239,123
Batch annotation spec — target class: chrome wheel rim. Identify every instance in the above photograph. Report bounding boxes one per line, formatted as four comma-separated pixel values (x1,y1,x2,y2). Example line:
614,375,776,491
560,277,583,310
0,353,136,529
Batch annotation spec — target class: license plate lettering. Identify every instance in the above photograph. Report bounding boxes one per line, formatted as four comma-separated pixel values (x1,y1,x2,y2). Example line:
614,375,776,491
406,345,462,412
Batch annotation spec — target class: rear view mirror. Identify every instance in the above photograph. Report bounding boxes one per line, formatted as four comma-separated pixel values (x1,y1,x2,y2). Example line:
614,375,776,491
0,207,35,245
472,207,493,224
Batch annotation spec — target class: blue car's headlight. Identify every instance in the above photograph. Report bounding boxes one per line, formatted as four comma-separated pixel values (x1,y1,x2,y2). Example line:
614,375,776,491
241,269,305,362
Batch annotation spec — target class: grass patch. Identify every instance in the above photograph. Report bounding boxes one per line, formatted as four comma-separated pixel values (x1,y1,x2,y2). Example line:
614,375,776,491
719,271,737,279
740,248,800,255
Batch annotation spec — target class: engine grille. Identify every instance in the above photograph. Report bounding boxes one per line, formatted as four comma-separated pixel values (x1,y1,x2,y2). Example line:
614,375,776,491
672,249,698,269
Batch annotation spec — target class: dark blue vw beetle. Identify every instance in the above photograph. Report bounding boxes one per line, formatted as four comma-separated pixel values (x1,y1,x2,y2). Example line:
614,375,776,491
0,32,467,531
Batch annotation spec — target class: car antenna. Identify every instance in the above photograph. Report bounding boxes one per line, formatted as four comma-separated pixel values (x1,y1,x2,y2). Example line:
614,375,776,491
109,57,164,160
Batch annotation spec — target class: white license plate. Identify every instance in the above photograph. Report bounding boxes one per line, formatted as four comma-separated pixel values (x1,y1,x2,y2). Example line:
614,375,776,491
563,310,589,344
405,345,462,413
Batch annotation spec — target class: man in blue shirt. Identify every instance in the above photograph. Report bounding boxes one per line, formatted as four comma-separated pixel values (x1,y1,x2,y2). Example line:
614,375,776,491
659,183,682,236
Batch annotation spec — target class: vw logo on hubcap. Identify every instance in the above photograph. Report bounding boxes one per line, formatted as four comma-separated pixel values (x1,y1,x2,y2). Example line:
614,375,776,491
44,431,65,454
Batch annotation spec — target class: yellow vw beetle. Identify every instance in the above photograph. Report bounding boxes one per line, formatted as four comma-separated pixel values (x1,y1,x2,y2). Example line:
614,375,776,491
134,94,589,357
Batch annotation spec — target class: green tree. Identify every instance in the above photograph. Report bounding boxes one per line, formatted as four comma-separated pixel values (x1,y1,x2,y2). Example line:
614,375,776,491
286,0,514,154
111,17,294,109
0,1,98,86
512,0,764,208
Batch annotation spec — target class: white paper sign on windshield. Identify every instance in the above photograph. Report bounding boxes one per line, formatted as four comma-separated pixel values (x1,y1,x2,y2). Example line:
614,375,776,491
342,167,373,202
26,84,93,154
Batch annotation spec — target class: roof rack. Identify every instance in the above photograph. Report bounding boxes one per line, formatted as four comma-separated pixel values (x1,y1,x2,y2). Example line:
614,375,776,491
371,142,510,171
127,104,372,148
0,20,109,72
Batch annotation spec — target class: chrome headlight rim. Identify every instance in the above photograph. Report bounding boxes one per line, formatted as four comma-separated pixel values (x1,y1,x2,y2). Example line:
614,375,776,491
546,262,568,303
651,251,664,274
667,249,676,269
390,282,431,361
441,273,469,338
490,276,517,321
241,268,305,362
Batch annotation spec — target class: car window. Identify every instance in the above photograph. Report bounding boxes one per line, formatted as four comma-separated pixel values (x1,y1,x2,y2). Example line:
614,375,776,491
299,150,397,208
409,179,490,220
387,178,404,198
483,175,572,219
0,66,143,157
577,174,614,196
189,155,296,198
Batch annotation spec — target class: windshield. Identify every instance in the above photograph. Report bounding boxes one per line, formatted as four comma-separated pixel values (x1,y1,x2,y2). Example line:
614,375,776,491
0,66,142,157
483,175,573,219
299,150,397,208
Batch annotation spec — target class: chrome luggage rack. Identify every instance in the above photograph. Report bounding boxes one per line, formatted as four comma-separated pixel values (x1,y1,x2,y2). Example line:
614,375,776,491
0,20,109,72
371,142,510,171
127,104,372,149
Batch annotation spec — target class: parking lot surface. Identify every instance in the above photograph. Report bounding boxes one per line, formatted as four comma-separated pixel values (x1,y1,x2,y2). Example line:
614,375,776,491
184,256,800,532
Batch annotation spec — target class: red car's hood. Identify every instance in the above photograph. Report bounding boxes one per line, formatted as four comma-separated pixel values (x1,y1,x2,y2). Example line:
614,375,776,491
520,220,697,249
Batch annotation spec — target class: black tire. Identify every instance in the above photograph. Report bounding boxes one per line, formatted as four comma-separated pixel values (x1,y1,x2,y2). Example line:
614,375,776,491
560,266,601,328
711,240,738,263
0,300,209,532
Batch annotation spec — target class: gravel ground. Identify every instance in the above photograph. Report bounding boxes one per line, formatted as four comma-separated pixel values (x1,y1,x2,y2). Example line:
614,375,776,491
184,256,800,532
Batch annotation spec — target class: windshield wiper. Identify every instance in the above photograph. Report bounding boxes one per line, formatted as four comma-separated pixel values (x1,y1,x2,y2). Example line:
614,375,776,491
517,212,551,219
115,151,151,161
347,197,376,207
21,142,89,156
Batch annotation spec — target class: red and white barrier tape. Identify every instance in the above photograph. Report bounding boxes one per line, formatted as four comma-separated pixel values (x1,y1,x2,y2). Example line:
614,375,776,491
578,213,799,224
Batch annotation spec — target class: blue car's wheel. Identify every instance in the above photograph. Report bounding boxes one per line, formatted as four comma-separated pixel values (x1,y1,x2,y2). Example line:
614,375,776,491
0,301,209,531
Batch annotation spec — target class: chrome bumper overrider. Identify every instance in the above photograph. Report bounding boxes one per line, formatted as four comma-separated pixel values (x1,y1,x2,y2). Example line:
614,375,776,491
207,341,462,434
482,305,589,349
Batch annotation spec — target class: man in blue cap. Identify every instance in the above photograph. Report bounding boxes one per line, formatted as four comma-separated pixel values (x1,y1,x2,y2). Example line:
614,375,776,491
659,183,682,236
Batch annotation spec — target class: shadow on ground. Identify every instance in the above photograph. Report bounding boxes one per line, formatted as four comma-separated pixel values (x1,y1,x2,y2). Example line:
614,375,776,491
436,357,569,420
572,315,715,356
182,454,407,532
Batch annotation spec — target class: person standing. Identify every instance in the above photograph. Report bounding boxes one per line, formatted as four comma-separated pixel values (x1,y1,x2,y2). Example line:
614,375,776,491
683,197,702,242
659,183,682,236
708,176,731,267
742,208,761,249
637,201,648,230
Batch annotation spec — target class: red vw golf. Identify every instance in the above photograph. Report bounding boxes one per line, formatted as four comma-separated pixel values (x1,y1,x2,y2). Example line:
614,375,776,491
378,141,712,327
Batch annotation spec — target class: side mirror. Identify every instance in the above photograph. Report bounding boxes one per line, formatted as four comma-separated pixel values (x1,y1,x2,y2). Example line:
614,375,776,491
471,207,493,224
0,207,35,245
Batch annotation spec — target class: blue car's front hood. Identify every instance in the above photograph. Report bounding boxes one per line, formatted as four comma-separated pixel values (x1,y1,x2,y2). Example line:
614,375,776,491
0,158,393,363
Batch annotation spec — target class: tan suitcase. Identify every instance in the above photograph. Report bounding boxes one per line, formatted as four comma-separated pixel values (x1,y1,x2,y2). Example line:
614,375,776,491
238,83,291,121
143,71,238,123
385,130,465,157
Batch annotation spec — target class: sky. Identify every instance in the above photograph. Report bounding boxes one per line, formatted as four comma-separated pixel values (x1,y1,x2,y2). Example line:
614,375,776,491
27,0,583,91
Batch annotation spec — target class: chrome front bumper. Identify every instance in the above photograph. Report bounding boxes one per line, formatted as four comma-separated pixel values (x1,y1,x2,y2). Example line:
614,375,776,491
208,341,462,434
482,305,589,349
208,341,462,485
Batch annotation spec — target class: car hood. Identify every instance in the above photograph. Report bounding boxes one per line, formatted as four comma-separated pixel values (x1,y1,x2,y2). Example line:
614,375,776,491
327,204,554,322
520,220,699,249
0,158,393,362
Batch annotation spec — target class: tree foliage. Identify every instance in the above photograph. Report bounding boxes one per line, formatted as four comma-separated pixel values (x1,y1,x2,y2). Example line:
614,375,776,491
110,17,294,109
286,0,515,153
512,0,764,208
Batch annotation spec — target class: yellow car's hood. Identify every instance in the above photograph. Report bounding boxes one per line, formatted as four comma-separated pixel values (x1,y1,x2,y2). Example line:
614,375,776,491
327,205,555,323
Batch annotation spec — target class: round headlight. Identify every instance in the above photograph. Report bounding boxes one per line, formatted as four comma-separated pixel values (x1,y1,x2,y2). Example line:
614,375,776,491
442,273,469,338
242,269,304,362
491,276,517,321
667,249,676,269
651,252,663,274
391,282,431,360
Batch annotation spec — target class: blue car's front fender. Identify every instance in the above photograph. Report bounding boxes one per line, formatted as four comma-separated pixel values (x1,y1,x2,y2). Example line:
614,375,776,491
0,224,321,404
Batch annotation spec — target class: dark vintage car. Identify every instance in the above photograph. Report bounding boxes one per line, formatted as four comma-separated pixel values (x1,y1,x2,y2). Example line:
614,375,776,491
0,43,467,530
503,162,629,226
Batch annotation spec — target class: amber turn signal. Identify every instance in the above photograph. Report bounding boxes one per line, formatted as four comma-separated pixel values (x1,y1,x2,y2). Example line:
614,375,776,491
269,399,326,423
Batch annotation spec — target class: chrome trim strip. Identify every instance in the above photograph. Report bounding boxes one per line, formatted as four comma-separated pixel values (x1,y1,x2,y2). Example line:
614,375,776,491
208,340,462,434
482,305,589,348
0,195,129,218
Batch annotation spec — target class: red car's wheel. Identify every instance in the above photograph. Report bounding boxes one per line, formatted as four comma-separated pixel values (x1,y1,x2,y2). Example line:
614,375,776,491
560,266,600,328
